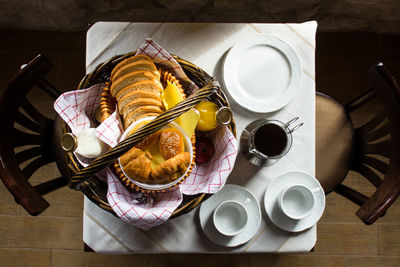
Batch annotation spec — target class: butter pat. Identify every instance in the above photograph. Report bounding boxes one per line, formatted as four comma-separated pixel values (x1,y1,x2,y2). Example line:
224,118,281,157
75,128,108,158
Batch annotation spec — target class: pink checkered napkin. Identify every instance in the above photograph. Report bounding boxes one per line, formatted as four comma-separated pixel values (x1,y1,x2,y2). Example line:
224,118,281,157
180,127,238,195
107,169,183,230
54,84,106,167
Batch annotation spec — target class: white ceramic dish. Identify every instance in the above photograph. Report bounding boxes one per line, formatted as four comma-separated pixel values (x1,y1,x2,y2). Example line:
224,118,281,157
222,34,301,113
264,170,325,232
213,200,248,236
119,116,193,191
199,184,261,247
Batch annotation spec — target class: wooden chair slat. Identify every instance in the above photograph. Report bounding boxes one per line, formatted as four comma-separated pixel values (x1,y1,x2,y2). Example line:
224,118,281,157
35,79,61,99
15,146,42,165
364,140,391,157
355,164,383,188
362,155,389,175
364,121,390,143
13,129,41,147
33,177,68,195
20,98,49,126
22,156,51,179
15,110,41,133
335,184,369,206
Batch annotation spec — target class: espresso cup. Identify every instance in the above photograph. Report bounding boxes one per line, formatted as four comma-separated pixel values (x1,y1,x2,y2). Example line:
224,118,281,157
278,185,315,220
213,200,248,236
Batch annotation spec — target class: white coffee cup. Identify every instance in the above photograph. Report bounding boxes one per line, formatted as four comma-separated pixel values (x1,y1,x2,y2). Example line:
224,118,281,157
279,185,316,220
213,200,248,236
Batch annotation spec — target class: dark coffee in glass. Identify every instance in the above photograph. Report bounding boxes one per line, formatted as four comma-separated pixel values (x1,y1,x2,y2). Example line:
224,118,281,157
245,117,301,166
254,123,288,157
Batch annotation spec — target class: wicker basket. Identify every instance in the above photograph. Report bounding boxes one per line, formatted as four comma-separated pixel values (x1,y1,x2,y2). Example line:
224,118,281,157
64,51,236,218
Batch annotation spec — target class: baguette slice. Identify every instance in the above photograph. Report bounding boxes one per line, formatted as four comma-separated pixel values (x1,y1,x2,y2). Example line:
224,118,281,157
124,106,163,129
118,88,161,111
110,71,161,97
112,60,159,82
111,55,153,79
115,79,163,102
120,97,164,118
124,112,161,129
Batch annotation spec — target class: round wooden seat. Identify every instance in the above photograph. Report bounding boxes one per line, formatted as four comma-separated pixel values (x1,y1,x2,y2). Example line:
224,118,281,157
316,93,354,193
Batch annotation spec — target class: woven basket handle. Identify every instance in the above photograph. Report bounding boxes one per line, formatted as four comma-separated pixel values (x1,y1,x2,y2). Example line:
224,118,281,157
69,82,218,190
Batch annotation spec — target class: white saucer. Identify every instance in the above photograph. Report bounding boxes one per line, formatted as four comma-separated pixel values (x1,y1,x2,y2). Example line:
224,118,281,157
222,34,301,113
264,171,325,232
199,184,261,247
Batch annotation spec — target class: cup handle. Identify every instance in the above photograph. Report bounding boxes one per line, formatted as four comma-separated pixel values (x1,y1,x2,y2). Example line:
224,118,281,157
311,187,321,193
285,117,303,133
248,155,263,166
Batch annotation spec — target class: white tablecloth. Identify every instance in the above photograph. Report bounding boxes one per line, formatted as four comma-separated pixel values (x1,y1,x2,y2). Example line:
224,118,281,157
83,21,317,253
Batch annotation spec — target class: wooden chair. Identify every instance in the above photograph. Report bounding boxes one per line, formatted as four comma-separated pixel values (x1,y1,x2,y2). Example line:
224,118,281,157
316,62,400,224
0,54,70,216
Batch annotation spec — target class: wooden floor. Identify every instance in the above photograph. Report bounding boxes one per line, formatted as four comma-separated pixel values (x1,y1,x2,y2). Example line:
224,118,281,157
1,30,400,267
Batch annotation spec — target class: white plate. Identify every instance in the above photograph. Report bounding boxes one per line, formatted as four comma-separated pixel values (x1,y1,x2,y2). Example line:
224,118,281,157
264,171,325,232
199,184,261,247
222,34,301,113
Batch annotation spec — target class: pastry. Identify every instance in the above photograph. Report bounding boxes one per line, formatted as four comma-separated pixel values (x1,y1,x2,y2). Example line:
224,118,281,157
150,152,190,184
158,128,185,160
123,154,152,183
120,147,153,183
135,130,162,151
119,147,151,167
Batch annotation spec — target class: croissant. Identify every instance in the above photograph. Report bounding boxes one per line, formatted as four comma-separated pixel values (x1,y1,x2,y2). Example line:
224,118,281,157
120,147,150,167
120,147,153,183
150,152,190,184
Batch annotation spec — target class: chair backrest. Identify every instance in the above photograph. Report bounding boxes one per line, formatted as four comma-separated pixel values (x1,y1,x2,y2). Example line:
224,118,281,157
0,54,68,215
336,63,400,224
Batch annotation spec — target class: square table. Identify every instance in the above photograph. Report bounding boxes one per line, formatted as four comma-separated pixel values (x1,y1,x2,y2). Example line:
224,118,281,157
83,21,317,253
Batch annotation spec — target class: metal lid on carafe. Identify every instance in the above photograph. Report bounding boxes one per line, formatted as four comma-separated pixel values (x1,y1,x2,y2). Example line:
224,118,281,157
216,106,232,126
61,133,78,152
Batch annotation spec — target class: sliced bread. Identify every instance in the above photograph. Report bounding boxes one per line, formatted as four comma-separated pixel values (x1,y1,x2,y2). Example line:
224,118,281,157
124,108,163,128
115,79,162,101
119,97,164,117
118,88,161,110
110,71,162,97
111,55,153,79
112,60,159,82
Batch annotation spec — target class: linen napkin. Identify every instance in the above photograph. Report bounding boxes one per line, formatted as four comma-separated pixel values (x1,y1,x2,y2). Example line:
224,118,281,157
54,38,238,230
